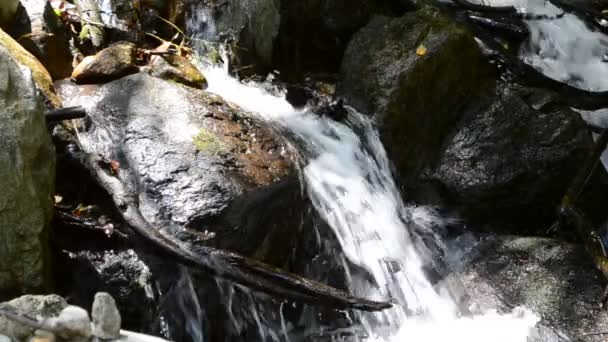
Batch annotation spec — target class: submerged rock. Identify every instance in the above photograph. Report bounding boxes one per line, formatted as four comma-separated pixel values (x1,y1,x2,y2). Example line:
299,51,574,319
0,295,67,340
0,43,55,299
446,235,608,341
71,43,138,84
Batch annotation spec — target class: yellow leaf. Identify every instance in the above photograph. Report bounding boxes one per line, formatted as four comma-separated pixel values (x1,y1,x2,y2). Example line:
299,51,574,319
416,45,427,56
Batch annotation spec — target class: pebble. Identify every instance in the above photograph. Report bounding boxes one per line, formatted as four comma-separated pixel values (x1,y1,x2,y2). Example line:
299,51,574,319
91,292,122,339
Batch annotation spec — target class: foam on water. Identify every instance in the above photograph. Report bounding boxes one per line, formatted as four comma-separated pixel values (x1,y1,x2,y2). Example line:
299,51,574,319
202,66,539,341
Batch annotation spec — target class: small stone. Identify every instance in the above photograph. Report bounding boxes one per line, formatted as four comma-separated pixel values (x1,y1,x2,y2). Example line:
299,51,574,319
29,330,55,342
50,306,91,339
91,292,121,339
71,43,139,84
0,334,12,342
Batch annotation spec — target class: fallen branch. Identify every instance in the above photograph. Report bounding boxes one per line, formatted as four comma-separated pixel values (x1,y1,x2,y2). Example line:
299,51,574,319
67,149,390,311
45,106,87,123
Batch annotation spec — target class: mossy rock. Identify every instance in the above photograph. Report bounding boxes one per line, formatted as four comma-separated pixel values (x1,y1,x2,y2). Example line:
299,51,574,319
338,6,496,183
0,27,61,108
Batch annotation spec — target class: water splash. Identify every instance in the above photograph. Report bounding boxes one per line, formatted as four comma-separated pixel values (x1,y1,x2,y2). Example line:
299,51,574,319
202,65,539,341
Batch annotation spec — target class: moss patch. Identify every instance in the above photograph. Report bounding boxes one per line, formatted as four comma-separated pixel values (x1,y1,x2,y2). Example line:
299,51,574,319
193,128,224,155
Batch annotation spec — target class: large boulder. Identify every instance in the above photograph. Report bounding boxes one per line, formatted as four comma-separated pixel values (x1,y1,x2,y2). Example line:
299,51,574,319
55,72,305,265
338,7,496,184
338,7,603,229
53,73,312,339
427,84,593,228
0,27,61,108
444,235,608,341
18,0,73,80
0,44,56,299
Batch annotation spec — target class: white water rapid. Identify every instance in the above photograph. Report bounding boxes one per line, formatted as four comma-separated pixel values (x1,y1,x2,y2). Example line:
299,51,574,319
198,66,540,342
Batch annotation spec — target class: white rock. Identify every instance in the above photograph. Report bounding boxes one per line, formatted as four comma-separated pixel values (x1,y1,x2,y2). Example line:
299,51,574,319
91,292,121,339
50,306,91,339
0,334,12,342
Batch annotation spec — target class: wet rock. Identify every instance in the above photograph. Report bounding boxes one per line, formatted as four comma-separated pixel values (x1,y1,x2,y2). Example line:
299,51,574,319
0,44,56,299
0,27,61,107
56,73,302,263
50,305,92,339
0,295,67,340
92,292,122,339
148,54,207,89
17,0,73,79
71,43,139,84
428,84,593,229
445,235,608,342
338,7,496,184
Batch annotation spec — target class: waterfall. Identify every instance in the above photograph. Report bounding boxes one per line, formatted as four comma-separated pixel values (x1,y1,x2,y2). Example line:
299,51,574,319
197,65,539,341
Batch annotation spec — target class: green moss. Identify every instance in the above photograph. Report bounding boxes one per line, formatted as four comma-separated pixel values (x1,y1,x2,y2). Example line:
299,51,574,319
193,128,224,155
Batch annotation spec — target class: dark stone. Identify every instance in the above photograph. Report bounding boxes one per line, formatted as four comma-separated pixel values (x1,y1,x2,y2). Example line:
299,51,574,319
338,7,496,183
427,84,593,230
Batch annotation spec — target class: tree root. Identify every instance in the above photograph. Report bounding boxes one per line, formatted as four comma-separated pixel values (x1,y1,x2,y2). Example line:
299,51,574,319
65,147,391,312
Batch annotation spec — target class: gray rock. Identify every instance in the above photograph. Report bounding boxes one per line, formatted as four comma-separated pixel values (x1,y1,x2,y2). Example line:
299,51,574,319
444,235,608,342
0,44,55,298
55,73,303,263
92,292,122,339
50,305,92,339
0,295,67,341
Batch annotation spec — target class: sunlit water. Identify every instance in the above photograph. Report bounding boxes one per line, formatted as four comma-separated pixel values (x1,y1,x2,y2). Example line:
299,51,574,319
198,65,540,341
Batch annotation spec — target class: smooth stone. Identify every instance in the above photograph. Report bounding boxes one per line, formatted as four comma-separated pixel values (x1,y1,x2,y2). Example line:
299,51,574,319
91,292,121,339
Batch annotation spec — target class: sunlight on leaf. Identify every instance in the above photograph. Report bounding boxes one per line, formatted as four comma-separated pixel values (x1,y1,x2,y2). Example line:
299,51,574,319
416,45,427,56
